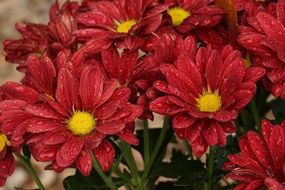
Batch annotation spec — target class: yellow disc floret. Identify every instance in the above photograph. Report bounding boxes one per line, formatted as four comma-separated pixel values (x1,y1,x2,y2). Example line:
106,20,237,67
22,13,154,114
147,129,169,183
196,90,222,113
0,133,10,152
68,111,96,136
167,7,191,27
117,19,137,33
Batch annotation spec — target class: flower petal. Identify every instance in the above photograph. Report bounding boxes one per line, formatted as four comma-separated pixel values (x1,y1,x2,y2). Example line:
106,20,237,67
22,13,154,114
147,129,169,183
92,140,115,172
56,137,84,167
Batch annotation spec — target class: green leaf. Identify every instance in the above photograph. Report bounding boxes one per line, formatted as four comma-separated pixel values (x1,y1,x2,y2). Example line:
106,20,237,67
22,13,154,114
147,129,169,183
271,98,285,124
63,170,125,190
150,151,206,189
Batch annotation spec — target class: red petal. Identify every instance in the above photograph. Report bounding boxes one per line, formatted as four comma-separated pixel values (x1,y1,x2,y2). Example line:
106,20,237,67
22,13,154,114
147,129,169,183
150,96,186,115
26,118,61,133
56,137,84,167
95,100,120,120
92,140,115,172
202,121,219,146
172,113,196,129
1,82,39,103
76,148,92,176
117,129,139,145
96,121,125,135
214,110,238,122
56,69,79,112
247,131,273,171
43,131,66,146
0,100,27,110
0,153,15,176
25,104,63,119
97,79,117,108
30,142,57,162
191,135,208,157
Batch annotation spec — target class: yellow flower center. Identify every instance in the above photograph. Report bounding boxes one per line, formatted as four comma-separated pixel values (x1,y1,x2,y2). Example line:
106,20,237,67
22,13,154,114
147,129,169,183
67,111,96,136
196,90,222,113
117,19,137,33
167,7,191,27
0,133,10,152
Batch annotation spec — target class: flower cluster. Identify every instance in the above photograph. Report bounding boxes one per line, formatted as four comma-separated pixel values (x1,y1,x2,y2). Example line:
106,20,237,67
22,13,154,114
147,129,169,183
0,0,285,189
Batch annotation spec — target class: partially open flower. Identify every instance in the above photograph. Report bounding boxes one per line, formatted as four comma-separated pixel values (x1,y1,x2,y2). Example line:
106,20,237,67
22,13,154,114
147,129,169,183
224,120,285,190
150,41,265,157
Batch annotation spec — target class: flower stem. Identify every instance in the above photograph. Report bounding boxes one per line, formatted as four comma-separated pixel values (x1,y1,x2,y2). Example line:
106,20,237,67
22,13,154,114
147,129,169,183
90,151,117,190
250,99,262,135
205,146,216,190
119,142,144,189
143,116,170,179
143,119,150,165
17,154,45,190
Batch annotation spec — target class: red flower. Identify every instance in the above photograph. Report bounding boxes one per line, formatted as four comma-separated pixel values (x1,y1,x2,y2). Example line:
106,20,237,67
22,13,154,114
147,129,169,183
238,0,285,99
223,120,285,190
0,64,142,176
150,41,265,157
0,134,15,187
76,0,168,50
3,1,79,66
163,0,224,33
3,23,49,64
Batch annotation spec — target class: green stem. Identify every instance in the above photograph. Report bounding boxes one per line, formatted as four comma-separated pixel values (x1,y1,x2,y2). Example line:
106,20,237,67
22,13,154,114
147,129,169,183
205,146,215,190
143,119,150,166
119,142,144,189
250,99,262,135
143,116,170,179
90,151,117,190
17,154,45,190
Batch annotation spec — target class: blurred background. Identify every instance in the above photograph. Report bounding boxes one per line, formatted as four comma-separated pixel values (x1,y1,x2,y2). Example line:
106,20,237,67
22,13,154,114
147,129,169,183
0,0,76,189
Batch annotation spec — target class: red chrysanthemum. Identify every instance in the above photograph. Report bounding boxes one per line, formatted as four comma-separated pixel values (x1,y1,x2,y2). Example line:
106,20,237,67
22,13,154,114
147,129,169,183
3,1,79,66
76,0,168,50
149,40,265,157
238,0,285,99
163,0,224,33
223,120,285,190
0,64,142,176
